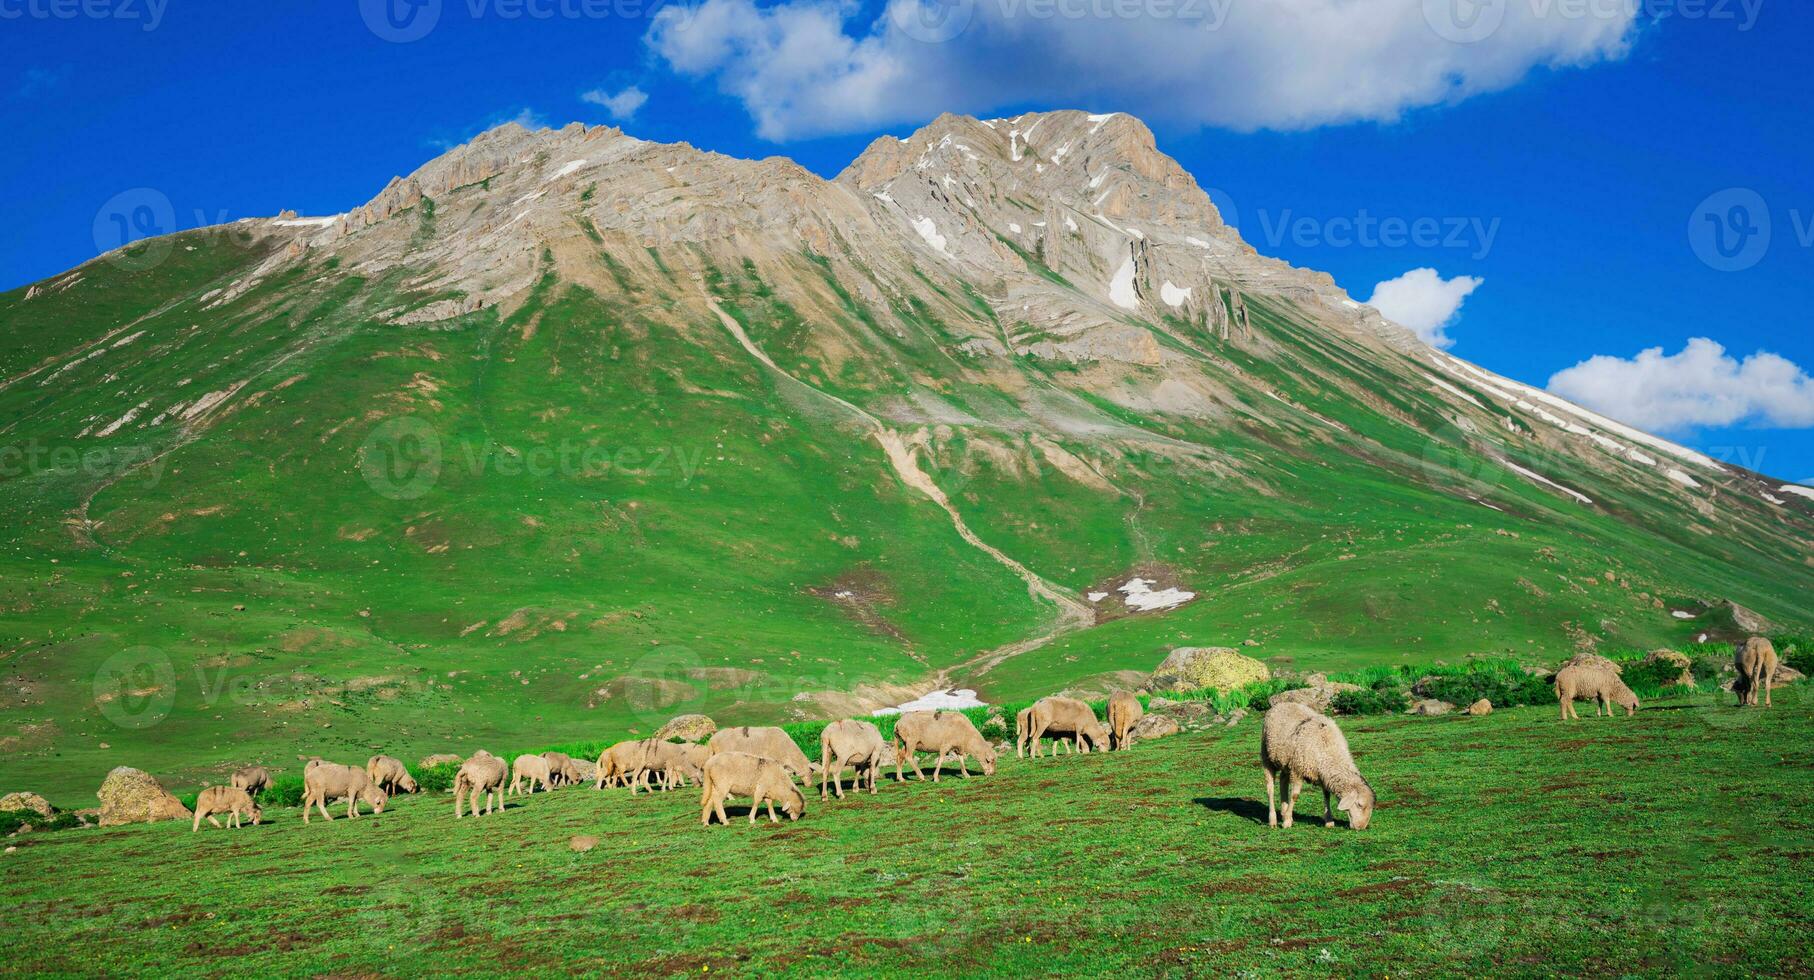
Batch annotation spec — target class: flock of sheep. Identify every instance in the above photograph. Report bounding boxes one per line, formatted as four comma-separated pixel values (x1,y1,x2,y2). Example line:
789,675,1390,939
184,636,1786,835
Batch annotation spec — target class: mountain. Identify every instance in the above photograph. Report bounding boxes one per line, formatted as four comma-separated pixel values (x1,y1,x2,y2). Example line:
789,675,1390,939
3,111,1810,796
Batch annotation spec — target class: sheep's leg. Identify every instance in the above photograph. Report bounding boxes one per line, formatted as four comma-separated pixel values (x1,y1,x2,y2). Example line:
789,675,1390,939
1284,774,1303,828
192,810,204,833
907,742,927,782
207,814,223,829
1264,767,1277,827
930,750,947,783
765,796,780,824
958,752,972,778
834,758,848,799
1323,788,1335,828
1031,723,1047,758
1764,674,1773,708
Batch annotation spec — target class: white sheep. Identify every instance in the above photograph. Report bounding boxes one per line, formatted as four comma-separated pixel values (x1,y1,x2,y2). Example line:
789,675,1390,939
818,719,886,800
1260,702,1374,830
699,751,805,826
1736,636,1779,708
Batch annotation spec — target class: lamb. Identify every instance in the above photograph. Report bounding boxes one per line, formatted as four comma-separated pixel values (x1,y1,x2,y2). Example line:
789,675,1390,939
818,719,886,800
594,739,654,789
1107,691,1144,751
541,751,582,786
1554,663,1640,720
699,751,805,826
892,710,997,783
706,727,815,785
1021,697,1109,758
1260,702,1375,830
1736,636,1779,708
301,759,388,824
230,766,271,799
191,785,262,832
365,755,419,795
508,753,555,796
454,751,508,818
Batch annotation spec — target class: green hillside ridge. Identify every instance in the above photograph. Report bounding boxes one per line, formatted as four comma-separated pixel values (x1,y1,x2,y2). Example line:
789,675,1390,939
2,118,1812,802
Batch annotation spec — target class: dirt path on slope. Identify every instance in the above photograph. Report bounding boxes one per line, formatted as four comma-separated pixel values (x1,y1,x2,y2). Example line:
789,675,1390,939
706,298,1093,667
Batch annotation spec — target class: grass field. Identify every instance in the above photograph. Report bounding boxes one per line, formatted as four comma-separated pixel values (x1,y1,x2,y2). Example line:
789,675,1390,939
4,687,1810,977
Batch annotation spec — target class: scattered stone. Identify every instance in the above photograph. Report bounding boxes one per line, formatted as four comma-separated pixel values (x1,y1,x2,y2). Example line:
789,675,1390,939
1720,600,1773,634
0,793,53,819
1224,709,1247,727
1468,699,1493,716
1268,677,1364,714
569,835,599,853
654,713,717,743
1125,714,1180,745
981,714,1007,734
1644,649,1696,687
1409,699,1456,717
4,846,14,854
570,759,599,783
96,767,191,827
1148,647,1268,694
1151,700,1211,722
1241,639,1261,648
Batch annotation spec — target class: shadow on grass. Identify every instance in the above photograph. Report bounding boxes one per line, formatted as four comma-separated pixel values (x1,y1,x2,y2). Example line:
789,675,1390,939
1192,796,1270,825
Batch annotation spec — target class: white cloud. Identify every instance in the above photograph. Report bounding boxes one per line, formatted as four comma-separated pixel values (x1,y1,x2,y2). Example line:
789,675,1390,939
581,85,650,121
1546,338,1814,434
1365,268,1483,349
644,0,1636,140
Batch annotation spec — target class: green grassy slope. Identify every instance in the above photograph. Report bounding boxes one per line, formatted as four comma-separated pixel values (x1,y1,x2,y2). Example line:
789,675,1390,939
3,690,1810,976
2,222,1811,802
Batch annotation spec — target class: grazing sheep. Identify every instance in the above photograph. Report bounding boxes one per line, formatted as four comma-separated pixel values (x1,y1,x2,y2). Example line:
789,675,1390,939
509,754,555,796
706,727,816,785
1023,697,1110,758
454,751,509,818
301,760,388,824
365,755,419,795
541,751,582,786
892,711,997,783
819,719,886,800
1736,636,1779,708
594,739,653,789
699,752,805,826
191,786,262,832
1260,702,1374,831
230,766,271,799
1554,664,1640,720
1107,692,1144,751
631,741,700,794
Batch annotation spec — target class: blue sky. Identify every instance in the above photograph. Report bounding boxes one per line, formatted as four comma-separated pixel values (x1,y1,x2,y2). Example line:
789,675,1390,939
3,0,1811,481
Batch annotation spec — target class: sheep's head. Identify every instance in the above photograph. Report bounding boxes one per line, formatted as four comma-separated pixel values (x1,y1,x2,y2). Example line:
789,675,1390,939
781,786,805,821
977,742,998,776
248,804,264,826
1338,784,1376,830
400,775,420,794
1618,691,1641,715
365,786,390,813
